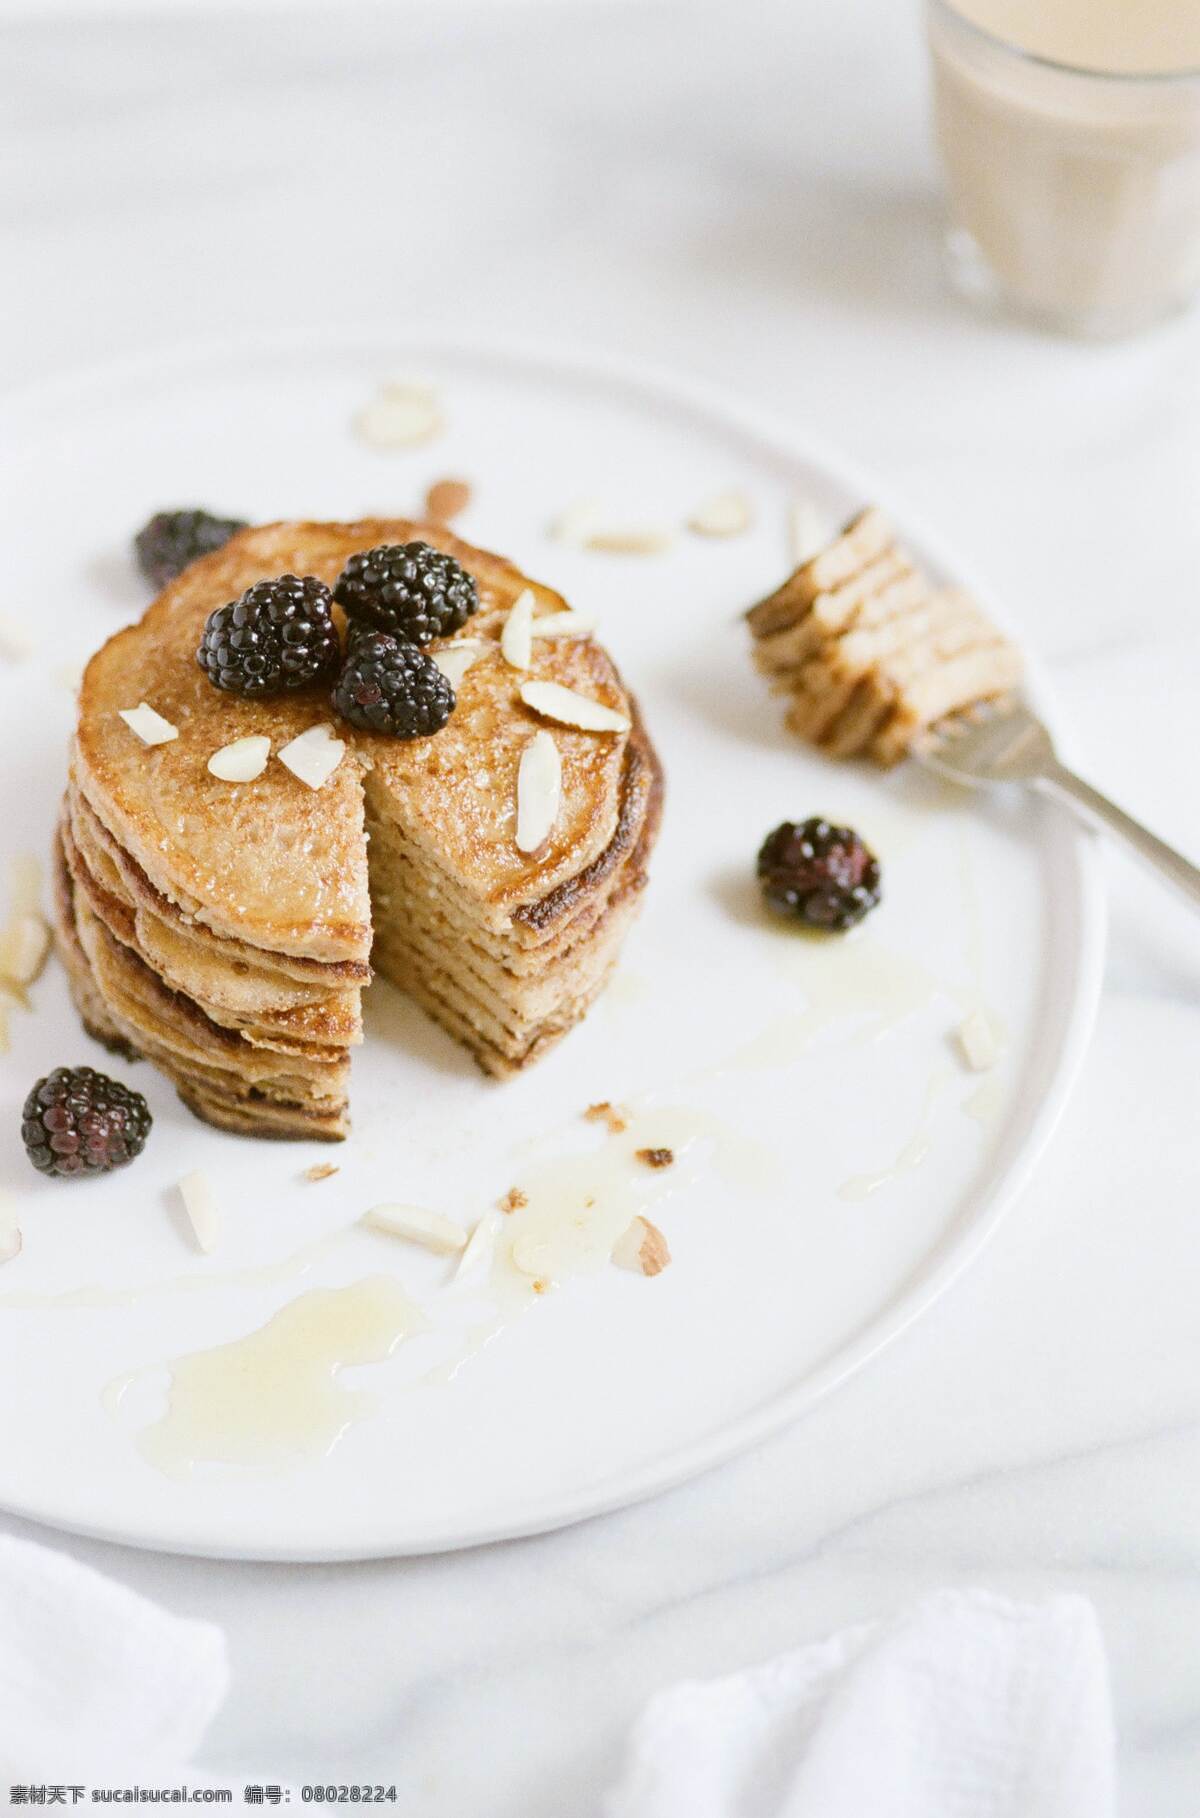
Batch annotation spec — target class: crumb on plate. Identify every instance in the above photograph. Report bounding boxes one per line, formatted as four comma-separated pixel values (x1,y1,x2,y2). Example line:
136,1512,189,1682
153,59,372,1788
585,1100,628,1134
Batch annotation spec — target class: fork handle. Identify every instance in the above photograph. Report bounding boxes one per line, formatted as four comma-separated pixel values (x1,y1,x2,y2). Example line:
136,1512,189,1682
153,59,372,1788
1037,761,1200,912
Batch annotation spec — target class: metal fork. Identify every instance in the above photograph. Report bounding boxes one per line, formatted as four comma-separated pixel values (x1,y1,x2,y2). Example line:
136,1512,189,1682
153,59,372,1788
918,701,1200,911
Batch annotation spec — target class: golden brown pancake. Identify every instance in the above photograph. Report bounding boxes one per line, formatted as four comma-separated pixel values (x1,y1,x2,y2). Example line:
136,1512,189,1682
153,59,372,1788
747,508,1022,765
57,518,662,1137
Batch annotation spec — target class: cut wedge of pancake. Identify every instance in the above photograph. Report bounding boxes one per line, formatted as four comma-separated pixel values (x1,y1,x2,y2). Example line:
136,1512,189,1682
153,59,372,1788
748,509,1022,765
58,518,662,1138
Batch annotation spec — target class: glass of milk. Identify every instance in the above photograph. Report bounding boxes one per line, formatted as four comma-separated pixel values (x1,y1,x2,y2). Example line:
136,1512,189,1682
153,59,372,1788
926,0,1200,337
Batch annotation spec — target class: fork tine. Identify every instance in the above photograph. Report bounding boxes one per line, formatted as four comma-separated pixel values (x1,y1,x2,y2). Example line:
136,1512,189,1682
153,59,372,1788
918,698,1048,781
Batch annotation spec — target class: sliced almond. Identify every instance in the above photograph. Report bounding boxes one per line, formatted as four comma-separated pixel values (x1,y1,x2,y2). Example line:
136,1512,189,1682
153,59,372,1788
583,525,674,556
501,589,535,670
456,1211,497,1281
207,734,270,783
304,1162,339,1182
789,498,828,566
688,490,753,538
550,498,603,548
277,724,345,791
178,1170,220,1255
516,730,562,853
119,702,179,747
612,1216,671,1277
955,1008,1003,1073
363,1203,467,1255
531,611,595,640
425,476,472,521
355,381,442,450
519,680,630,734
0,914,49,988
0,1190,21,1265
431,640,485,691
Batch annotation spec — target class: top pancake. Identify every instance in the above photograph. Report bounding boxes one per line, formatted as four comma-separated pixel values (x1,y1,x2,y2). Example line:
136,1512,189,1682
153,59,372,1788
73,519,638,965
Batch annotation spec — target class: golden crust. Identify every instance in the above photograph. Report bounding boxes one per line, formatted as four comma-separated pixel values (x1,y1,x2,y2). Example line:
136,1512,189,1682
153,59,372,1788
68,784,370,988
52,834,350,1140
514,706,659,933
75,518,637,962
60,813,354,1061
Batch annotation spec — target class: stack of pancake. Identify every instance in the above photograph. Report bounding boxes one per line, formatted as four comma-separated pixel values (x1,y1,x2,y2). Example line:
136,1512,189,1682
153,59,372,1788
748,508,1022,764
57,519,662,1140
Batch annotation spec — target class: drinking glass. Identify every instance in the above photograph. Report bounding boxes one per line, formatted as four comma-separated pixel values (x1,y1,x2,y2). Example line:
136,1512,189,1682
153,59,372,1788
926,0,1200,338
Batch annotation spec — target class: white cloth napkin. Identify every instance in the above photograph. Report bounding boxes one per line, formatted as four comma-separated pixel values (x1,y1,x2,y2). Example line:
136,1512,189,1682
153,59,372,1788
0,1536,1114,1817
0,1532,228,1780
604,1588,1116,1818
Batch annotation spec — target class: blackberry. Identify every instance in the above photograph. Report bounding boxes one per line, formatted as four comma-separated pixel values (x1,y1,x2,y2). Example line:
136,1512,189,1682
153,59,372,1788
331,631,454,737
333,541,478,646
756,818,881,931
22,1065,152,1180
197,575,340,697
134,509,248,589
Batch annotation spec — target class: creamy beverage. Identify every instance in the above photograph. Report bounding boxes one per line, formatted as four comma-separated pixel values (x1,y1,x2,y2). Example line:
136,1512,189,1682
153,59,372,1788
927,0,1200,335
948,0,1200,78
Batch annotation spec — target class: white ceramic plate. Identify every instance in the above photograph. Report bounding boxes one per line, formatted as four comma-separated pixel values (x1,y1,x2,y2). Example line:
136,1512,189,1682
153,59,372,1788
0,335,1103,1560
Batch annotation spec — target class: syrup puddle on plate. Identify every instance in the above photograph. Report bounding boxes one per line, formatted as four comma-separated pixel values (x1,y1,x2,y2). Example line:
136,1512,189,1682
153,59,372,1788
419,1104,779,1387
0,1229,350,1312
837,1067,953,1201
98,1102,774,1471
724,935,941,1072
724,835,1011,1176
106,1276,425,1479
498,1105,776,1288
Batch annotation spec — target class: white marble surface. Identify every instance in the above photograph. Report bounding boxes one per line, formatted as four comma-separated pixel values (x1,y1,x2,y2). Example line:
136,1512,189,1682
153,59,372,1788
2,2,1198,1809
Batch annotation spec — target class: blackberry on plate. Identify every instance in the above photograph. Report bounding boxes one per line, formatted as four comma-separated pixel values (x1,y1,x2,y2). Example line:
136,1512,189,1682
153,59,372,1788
134,509,248,589
331,631,455,737
197,575,340,697
756,818,881,931
22,1065,152,1180
333,541,478,645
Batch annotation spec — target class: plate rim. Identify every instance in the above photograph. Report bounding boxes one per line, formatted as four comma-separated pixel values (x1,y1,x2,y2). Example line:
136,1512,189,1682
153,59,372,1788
0,328,1107,1561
